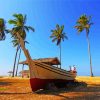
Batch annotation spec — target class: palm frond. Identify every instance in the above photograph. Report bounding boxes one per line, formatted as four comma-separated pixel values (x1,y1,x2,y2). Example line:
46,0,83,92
13,42,19,47
8,20,17,25
12,39,18,43
61,25,64,31
56,24,59,30
13,14,19,18
0,32,6,40
0,18,6,40
52,37,57,42
89,22,93,26
76,15,93,34
50,24,68,46
13,14,23,21
50,35,55,38
57,39,61,45
75,25,84,33
9,13,34,47
62,33,68,40
23,15,27,24
12,39,19,47
24,26,29,32
13,14,24,26
24,41,29,44
27,26,35,32
51,30,54,32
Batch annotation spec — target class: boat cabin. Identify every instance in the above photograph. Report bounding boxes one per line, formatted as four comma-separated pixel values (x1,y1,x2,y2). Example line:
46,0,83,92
19,57,61,67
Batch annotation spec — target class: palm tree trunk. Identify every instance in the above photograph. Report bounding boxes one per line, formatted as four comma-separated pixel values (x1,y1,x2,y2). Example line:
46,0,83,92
12,45,19,77
59,43,61,68
16,32,36,78
86,33,93,77
15,47,21,76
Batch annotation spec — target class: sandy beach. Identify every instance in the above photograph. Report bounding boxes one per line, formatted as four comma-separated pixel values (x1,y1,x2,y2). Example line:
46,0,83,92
0,76,100,100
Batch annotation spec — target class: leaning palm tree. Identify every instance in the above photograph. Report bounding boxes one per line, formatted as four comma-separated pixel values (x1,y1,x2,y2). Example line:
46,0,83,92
0,18,6,40
50,24,68,68
75,15,93,77
8,13,35,77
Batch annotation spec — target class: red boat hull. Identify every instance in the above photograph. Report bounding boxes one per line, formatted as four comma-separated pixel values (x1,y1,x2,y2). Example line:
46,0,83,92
30,78,74,91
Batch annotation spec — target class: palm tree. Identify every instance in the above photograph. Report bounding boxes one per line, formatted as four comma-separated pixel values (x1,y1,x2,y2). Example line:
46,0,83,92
11,38,29,77
8,14,35,77
15,46,21,76
0,18,6,40
75,15,93,77
50,24,68,68
11,38,20,77
15,40,29,76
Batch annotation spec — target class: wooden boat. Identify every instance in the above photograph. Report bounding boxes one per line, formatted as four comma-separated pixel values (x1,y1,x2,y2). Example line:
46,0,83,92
19,58,77,91
16,32,77,91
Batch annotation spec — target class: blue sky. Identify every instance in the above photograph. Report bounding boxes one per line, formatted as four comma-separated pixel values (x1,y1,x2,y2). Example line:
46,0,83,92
0,0,100,76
